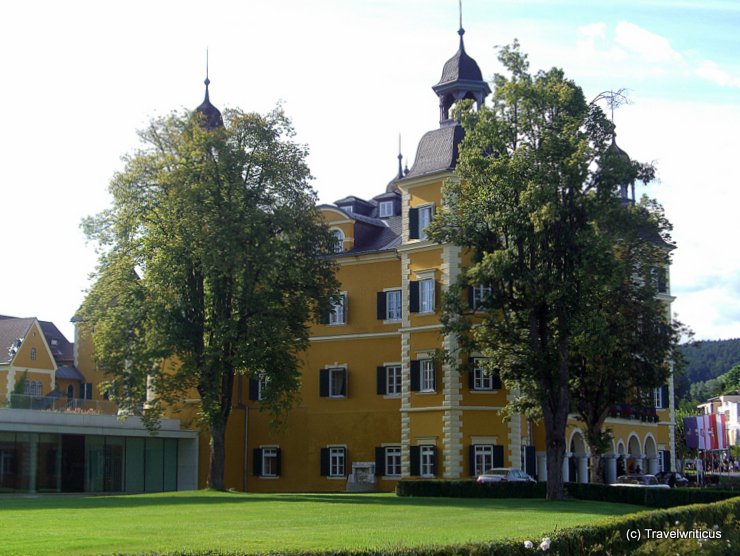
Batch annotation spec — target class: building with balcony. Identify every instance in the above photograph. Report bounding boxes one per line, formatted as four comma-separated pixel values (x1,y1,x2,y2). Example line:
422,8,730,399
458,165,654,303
0,315,197,494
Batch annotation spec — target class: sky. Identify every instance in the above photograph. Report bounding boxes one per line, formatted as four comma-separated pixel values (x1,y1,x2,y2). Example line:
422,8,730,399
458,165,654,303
2,0,739,342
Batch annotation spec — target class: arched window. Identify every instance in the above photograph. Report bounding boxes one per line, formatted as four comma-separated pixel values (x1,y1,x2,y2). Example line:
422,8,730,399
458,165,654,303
30,347,37,361
331,229,345,253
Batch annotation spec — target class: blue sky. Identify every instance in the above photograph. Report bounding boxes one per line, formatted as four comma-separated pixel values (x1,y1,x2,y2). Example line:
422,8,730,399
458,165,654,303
2,0,739,341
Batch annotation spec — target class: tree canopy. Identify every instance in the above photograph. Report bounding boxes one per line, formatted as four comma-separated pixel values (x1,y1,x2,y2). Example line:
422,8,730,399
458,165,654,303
429,42,674,499
78,106,338,489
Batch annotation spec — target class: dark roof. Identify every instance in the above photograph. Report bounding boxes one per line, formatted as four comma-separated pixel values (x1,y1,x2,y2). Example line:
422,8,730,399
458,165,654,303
0,317,35,364
195,79,224,130
337,216,402,257
436,33,485,87
39,320,74,365
404,124,465,179
56,365,85,381
608,136,630,161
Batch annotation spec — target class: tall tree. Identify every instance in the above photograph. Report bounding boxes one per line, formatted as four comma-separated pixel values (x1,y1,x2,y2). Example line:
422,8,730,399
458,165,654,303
79,107,338,490
428,42,656,500
569,196,684,482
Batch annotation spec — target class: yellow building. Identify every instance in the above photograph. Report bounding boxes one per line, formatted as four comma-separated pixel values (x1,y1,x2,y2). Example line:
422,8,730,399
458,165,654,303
206,24,676,492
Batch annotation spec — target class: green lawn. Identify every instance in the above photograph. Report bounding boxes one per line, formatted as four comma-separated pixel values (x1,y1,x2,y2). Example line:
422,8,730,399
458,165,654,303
0,491,644,555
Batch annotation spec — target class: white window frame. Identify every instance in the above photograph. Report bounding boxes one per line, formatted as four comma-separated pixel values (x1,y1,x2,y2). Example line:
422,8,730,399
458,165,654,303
257,376,268,401
420,445,435,477
471,285,492,310
30,347,37,361
654,387,663,409
329,447,346,477
420,359,435,392
418,205,433,240
474,445,494,475
419,278,435,314
328,293,347,325
386,365,401,397
331,229,345,253
379,201,394,217
385,289,402,321
261,447,279,477
329,367,347,399
24,380,42,396
385,446,402,477
472,359,494,391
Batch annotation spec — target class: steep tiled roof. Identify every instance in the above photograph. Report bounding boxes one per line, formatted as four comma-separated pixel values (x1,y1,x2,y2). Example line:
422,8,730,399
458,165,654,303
0,317,35,364
404,124,465,179
39,320,74,365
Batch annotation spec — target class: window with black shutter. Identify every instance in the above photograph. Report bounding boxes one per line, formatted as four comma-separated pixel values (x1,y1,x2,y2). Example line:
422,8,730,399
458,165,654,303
374,447,385,477
408,207,419,240
376,366,386,395
409,281,419,313
410,360,421,392
376,292,387,320
409,445,420,476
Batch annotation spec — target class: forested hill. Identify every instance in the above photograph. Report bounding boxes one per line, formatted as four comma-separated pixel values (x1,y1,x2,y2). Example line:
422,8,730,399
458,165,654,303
676,338,740,399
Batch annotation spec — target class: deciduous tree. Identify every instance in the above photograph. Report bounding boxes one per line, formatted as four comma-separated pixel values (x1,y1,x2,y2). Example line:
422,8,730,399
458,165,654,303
79,107,338,490
429,42,661,499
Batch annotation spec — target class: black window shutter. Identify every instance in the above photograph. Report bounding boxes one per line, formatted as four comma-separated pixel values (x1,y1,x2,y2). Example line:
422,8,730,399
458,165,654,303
409,281,419,313
252,448,262,476
660,384,669,409
467,286,475,310
491,370,502,390
493,445,504,468
377,366,386,395
248,378,259,401
377,292,386,320
469,445,477,476
410,360,421,392
431,363,437,391
375,447,385,477
320,448,330,476
525,446,536,478
410,445,420,476
661,450,670,472
319,308,330,325
276,448,282,476
319,369,329,397
409,208,419,239
430,446,438,476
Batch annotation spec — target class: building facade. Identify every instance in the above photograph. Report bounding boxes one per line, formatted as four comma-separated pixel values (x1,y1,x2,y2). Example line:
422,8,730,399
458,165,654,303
205,25,677,492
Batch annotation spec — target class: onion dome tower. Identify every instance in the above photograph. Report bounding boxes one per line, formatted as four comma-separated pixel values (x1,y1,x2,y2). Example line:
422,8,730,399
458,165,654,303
195,56,223,130
403,17,490,180
608,134,635,203
431,22,491,127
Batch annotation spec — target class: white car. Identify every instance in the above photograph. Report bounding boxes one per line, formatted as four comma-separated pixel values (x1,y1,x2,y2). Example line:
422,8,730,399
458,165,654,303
476,468,536,483
609,474,670,488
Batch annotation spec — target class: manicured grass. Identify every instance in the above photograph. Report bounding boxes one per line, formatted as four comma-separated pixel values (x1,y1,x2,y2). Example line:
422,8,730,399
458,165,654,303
0,490,644,555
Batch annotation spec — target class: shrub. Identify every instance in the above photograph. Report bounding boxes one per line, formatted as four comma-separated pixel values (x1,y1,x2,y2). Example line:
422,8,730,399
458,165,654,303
396,479,546,498
565,482,739,508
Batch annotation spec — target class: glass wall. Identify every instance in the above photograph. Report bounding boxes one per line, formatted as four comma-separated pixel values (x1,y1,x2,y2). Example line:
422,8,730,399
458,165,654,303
0,432,181,494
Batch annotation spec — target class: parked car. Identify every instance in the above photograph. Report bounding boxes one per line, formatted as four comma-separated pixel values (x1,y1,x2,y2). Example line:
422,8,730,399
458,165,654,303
610,474,670,488
654,471,690,487
476,468,536,484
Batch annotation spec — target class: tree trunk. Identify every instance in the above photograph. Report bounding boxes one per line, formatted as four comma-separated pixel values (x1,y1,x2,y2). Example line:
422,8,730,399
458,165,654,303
545,433,566,500
208,420,226,490
589,453,603,484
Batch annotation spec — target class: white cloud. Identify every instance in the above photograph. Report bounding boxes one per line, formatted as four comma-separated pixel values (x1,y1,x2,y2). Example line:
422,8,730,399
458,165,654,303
614,21,684,64
695,60,740,88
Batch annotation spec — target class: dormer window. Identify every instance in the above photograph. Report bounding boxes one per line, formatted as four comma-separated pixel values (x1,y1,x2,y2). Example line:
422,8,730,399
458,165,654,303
344,206,353,213
331,229,345,253
379,201,394,218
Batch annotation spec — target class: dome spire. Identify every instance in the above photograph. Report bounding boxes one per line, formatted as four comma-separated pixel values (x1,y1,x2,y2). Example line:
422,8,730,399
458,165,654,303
195,49,224,130
397,133,404,179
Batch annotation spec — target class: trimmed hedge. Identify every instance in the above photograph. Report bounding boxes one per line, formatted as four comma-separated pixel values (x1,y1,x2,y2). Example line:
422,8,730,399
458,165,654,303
565,482,740,508
395,479,546,498
158,496,740,555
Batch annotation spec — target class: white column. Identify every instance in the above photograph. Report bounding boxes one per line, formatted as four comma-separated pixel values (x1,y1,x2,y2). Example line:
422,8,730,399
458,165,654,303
562,452,571,482
648,456,660,475
577,456,589,484
537,452,547,482
604,454,617,484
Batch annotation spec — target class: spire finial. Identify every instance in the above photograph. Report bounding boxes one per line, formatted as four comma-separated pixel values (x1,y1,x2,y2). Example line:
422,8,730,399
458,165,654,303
204,49,211,99
458,0,465,47
397,133,404,179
